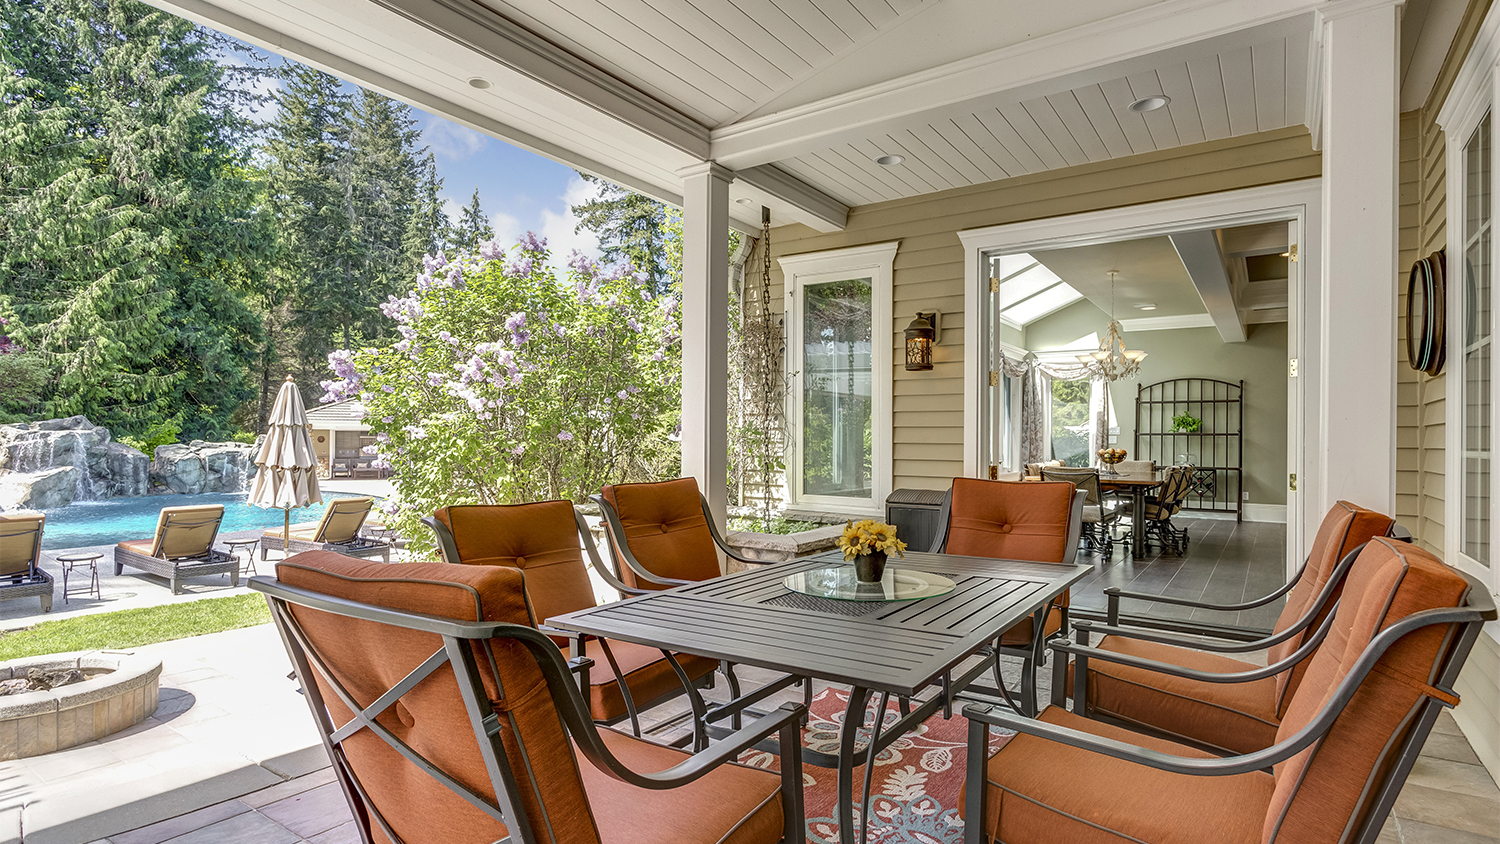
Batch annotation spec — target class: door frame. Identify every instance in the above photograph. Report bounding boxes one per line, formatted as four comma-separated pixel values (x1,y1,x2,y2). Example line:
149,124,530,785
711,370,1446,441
957,178,1323,573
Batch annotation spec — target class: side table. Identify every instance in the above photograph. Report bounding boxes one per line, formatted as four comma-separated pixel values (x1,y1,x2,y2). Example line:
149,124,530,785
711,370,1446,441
225,538,260,577
56,552,102,603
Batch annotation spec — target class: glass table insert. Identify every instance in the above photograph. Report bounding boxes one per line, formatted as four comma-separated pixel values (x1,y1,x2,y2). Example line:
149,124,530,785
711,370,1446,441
783,565,956,602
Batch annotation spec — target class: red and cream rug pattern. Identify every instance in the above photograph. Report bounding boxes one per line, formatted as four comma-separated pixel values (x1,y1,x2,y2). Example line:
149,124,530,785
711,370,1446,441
737,687,1013,844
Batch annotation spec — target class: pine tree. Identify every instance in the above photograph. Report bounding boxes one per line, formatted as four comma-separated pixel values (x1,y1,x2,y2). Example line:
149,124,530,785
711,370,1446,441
349,89,422,338
448,188,493,255
403,153,448,266
571,172,672,295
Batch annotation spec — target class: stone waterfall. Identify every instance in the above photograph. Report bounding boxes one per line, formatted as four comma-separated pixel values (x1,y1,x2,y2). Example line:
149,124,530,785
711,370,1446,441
0,417,258,510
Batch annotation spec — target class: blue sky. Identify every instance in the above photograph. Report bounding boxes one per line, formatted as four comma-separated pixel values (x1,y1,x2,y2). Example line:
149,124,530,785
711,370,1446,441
230,40,603,270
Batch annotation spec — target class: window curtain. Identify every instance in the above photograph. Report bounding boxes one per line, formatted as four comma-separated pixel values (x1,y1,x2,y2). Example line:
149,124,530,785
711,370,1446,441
1002,351,1102,466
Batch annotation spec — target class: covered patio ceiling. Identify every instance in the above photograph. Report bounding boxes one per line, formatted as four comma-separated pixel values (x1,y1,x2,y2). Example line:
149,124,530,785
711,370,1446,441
146,0,1465,235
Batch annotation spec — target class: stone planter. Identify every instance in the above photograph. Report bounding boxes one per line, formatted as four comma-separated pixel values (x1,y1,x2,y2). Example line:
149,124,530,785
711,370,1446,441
723,524,844,573
0,650,162,760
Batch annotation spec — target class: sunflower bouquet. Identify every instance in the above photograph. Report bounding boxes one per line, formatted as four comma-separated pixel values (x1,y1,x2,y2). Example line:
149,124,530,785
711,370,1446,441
836,519,908,560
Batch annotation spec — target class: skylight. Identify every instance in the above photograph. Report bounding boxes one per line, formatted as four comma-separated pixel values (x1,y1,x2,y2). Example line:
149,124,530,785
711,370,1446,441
990,253,1085,325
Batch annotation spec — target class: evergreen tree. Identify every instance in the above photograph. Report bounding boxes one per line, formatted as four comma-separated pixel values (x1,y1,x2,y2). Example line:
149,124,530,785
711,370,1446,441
448,188,493,255
0,0,269,435
349,89,422,338
403,153,448,266
571,172,672,295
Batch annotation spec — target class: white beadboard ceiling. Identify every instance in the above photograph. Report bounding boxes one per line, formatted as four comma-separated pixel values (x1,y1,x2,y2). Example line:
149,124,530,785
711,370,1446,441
146,0,1459,232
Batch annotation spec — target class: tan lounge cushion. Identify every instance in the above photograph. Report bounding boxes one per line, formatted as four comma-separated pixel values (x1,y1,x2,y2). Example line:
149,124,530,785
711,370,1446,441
149,505,224,558
962,707,1271,844
1071,636,1280,755
0,512,44,574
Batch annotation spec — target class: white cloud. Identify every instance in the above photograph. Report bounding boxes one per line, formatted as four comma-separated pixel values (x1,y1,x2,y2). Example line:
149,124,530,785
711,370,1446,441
490,212,523,249
424,121,487,161
537,175,603,272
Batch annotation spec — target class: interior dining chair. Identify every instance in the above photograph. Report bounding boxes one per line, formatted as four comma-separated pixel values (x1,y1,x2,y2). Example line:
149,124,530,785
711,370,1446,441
1117,464,1195,555
959,536,1495,844
253,551,807,844
928,478,1086,715
1056,500,1396,754
423,501,718,741
1039,466,1121,558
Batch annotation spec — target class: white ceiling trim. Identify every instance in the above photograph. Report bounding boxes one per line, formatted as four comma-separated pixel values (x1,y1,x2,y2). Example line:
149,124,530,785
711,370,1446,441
709,0,1322,168
1305,0,1408,149
734,165,849,232
1117,313,1217,331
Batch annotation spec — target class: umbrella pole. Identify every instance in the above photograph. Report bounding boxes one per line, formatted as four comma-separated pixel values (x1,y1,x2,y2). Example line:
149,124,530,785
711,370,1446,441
284,506,291,560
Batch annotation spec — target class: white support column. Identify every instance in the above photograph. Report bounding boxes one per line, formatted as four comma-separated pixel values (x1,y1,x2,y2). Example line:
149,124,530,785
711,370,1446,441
678,162,734,536
1317,0,1402,515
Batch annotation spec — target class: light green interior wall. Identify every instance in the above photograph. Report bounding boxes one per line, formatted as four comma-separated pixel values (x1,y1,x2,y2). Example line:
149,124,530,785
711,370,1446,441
1025,300,1289,507
996,321,1026,348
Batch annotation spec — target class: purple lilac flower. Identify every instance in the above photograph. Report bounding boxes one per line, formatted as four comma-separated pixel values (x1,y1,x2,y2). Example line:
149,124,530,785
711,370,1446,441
512,445,525,456
626,318,639,332
479,238,505,261
423,252,448,274
519,232,547,252
617,390,628,400
509,255,535,277
361,445,378,455
426,372,445,386
444,265,464,288
557,431,574,442
567,251,596,274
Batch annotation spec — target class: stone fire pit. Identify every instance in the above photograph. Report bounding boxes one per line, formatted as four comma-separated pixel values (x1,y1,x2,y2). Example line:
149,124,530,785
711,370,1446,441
0,650,162,759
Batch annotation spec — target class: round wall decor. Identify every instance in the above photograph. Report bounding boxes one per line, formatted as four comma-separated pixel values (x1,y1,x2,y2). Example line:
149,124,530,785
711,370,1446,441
1406,248,1447,376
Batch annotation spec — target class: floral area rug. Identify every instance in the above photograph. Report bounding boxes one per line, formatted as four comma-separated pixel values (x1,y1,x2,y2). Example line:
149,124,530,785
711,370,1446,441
736,687,1013,844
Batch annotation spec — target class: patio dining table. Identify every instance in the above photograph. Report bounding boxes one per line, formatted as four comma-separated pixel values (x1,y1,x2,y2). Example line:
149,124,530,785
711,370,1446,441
547,549,1089,844
1100,469,1165,559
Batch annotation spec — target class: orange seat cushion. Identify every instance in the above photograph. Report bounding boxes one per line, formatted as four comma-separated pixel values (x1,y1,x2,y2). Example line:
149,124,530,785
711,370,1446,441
585,727,783,844
944,479,1074,564
1070,637,1280,755
584,638,717,723
962,707,1272,844
603,478,722,589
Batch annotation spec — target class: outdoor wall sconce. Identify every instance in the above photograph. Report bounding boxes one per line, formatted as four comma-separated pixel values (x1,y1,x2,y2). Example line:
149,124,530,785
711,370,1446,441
904,311,940,371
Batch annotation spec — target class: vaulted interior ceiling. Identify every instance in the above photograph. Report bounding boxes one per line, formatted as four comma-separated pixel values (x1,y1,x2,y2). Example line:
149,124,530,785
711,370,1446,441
146,0,1466,233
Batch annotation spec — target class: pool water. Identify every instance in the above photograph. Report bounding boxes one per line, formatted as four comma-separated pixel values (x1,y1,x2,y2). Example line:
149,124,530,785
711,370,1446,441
35,492,368,550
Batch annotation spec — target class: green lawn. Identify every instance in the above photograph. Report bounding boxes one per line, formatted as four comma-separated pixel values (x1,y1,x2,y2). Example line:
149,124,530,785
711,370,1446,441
729,516,825,535
0,595,271,661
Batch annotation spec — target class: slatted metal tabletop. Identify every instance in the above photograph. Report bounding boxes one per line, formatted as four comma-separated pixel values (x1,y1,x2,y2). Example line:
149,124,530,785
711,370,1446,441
548,550,1089,697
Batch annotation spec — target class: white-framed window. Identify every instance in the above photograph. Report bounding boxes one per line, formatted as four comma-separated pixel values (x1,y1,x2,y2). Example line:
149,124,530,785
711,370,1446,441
1438,16,1500,598
779,243,897,516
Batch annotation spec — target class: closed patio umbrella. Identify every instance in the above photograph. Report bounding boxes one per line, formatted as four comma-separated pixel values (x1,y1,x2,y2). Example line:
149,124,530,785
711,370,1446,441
250,375,322,555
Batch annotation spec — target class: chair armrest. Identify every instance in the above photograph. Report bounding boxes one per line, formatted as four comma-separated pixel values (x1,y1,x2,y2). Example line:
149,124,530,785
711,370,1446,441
699,495,773,568
578,702,807,790
1068,618,1299,654
566,655,592,688
573,508,656,597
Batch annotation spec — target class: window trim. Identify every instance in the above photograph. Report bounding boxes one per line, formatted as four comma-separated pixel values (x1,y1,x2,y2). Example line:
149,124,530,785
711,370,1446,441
1438,11,1500,597
779,242,897,517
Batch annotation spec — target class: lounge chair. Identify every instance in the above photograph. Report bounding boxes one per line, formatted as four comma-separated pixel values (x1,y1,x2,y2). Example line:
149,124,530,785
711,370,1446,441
113,504,238,595
0,512,54,612
252,551,807,844
260,496,389,563
928,479,1086,715
960,536,1495,844
423,501,718,739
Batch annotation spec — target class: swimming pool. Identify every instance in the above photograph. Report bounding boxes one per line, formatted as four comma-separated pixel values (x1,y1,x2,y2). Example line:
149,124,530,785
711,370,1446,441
33,492,369,550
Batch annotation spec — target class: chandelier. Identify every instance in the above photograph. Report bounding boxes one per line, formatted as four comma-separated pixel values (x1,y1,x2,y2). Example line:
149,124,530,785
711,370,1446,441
1076,271,1147,381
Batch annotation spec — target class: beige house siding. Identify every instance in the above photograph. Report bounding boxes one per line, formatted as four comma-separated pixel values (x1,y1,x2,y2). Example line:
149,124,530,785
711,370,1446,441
762,126,1320,491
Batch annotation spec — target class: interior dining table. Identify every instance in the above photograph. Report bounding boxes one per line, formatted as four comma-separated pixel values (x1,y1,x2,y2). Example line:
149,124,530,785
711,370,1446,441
1098,468,1165,558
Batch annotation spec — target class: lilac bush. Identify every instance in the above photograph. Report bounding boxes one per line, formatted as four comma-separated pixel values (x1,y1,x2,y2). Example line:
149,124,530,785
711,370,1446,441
322,234,681,548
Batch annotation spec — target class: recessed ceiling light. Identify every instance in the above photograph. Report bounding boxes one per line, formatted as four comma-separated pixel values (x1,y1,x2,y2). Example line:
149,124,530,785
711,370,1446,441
1128,95,1170,113
467,77,492,90
875,154,904,166
1136,303,1157,311
735,198,753,205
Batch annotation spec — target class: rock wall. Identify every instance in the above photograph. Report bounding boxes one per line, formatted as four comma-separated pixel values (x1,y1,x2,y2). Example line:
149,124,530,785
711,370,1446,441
150,441,256,495
0,418,257,509
0,417,148,509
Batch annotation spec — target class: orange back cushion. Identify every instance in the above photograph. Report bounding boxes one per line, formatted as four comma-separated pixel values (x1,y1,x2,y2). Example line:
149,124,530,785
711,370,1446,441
434,502,597,634
1262,539,1469,843
602,478,721,589
943,479,1074,564
1266,500,1394,714
276,552,599,844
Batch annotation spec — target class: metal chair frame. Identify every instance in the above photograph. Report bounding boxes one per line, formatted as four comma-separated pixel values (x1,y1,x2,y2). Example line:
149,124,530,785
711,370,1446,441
251,575,807,844
964,569,1496,844
928,486,1087,716
1040,467,1121,559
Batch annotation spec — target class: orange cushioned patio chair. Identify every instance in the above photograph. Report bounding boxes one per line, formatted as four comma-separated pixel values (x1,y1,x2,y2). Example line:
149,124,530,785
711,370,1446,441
1059,500,1396,754
929,478,1086,715
113,504,238,594
261,496,389,562
423,501,719,739
0,512,54,612
959,536,1495,844
252,551,806,844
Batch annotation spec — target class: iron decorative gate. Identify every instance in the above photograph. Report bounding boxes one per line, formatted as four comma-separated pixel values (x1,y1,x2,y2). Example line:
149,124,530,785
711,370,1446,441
1134,378,1243,521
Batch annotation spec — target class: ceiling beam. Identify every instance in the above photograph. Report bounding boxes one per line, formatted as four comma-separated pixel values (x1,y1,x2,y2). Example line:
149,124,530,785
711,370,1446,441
1170,230,1248,343
709,0,1321,169
733,166,849,232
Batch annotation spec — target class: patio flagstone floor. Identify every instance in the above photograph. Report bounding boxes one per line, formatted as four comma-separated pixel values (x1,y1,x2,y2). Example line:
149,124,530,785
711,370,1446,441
0,515,1493,843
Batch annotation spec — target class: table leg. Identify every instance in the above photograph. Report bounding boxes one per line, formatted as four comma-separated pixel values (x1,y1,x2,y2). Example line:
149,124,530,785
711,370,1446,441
1131,486,1147,559
837,686,872,844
